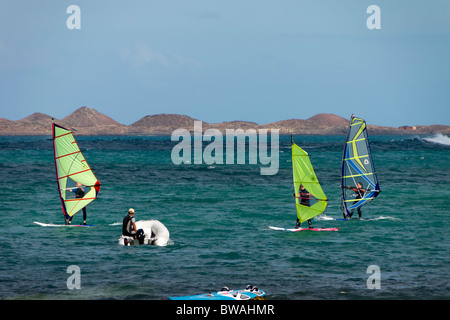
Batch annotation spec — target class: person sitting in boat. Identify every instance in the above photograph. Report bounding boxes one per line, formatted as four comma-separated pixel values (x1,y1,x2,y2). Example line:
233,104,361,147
344,182,365,219
67,182,87,225
293,185,313,228
122,208,145,244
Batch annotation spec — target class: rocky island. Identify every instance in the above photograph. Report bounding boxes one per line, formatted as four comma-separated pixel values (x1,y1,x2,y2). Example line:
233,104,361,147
0,106,448,136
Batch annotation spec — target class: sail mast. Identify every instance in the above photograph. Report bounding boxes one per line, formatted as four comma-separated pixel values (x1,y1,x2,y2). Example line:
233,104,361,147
52,122,68,218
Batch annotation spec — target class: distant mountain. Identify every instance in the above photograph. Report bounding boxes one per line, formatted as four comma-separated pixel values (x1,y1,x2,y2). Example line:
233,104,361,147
63,107,121,127
0,107,449,136
260,113,349,134
61,106,128,135
306,113,349,127
4,112,61,135
206,120,259,132
18,112,54,125
129,114,205,134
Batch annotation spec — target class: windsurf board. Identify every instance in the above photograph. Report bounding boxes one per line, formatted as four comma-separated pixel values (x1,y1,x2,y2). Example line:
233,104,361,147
269,226,338,232
169,286,265,300
34,221,94,227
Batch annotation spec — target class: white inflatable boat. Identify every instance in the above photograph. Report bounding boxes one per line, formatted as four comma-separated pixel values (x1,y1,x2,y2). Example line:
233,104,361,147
118,220,170,246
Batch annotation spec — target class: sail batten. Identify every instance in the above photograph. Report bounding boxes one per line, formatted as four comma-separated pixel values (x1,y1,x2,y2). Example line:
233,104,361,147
58,168,93,179
341,115,380,218
55,150,82,159
292,141,328,223
52,123,101,219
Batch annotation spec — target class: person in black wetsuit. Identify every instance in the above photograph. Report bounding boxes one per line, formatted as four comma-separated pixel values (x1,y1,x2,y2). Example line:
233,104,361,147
344,182,365,219
67,182,87,225
122,208,145,244
294,185,313,228
123,208,138,237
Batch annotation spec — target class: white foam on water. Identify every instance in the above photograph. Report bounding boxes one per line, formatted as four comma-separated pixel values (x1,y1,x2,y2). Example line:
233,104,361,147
422,133,450,146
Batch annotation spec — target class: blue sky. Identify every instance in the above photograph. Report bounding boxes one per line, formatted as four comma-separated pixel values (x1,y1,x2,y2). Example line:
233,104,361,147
0,1,449,126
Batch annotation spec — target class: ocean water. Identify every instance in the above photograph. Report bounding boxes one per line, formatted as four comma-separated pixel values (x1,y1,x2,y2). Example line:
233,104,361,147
0,133,448,300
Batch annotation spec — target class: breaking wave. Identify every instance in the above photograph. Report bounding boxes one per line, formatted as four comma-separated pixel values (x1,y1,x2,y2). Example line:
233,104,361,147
421,133,450,146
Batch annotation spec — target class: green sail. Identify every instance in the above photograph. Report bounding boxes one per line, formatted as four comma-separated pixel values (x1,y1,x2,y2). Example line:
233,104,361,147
53,123,101,219
292,142,328,223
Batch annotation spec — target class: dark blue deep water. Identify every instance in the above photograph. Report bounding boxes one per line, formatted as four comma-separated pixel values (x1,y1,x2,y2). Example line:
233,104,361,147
0,134,448,300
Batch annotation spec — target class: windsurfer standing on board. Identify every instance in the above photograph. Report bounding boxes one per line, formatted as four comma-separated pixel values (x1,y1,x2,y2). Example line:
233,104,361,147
344,182,365,219
66,182,87,225
294,185,313,228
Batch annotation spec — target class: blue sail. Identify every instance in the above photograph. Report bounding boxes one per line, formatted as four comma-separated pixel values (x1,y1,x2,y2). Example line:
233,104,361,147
341,115,380,218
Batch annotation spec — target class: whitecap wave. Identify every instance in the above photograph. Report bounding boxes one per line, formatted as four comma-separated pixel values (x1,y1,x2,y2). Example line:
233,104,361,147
314,215,400,221
315,214,335,221
369,216,401,221
422,133,450,146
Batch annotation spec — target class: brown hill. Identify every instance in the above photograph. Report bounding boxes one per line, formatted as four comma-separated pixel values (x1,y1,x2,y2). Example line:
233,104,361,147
0,107,126,135
413,125,450,134
61,107,127,135
261,119,307,134
131,113,199,127
207,120,259,131
129,114,205,134
63,106,121,127
0,118,16,133
260,114,349,134
7,112,63,135
17,112,54,125
306,113,348,127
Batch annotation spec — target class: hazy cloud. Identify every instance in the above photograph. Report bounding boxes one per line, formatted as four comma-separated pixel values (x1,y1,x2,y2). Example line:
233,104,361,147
119,42,200,69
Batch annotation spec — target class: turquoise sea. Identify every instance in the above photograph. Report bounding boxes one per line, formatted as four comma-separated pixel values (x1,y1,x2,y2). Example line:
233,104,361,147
0,133,449,300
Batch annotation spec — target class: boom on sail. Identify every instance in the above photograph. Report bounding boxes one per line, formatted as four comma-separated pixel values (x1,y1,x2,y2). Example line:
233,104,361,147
52,123,101,220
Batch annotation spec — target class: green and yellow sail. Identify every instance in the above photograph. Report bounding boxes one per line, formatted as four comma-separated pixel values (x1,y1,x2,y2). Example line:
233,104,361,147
52,123,101,220
292,140,328,223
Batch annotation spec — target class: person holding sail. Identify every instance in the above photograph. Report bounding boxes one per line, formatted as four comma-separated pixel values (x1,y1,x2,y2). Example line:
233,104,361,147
67,182,87,225
294,185,313,228
344,182,365,219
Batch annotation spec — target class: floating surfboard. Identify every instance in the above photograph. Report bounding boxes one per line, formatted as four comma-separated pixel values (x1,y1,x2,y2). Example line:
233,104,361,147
169,286,265,300
34,221,94,227
269,226,338,232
